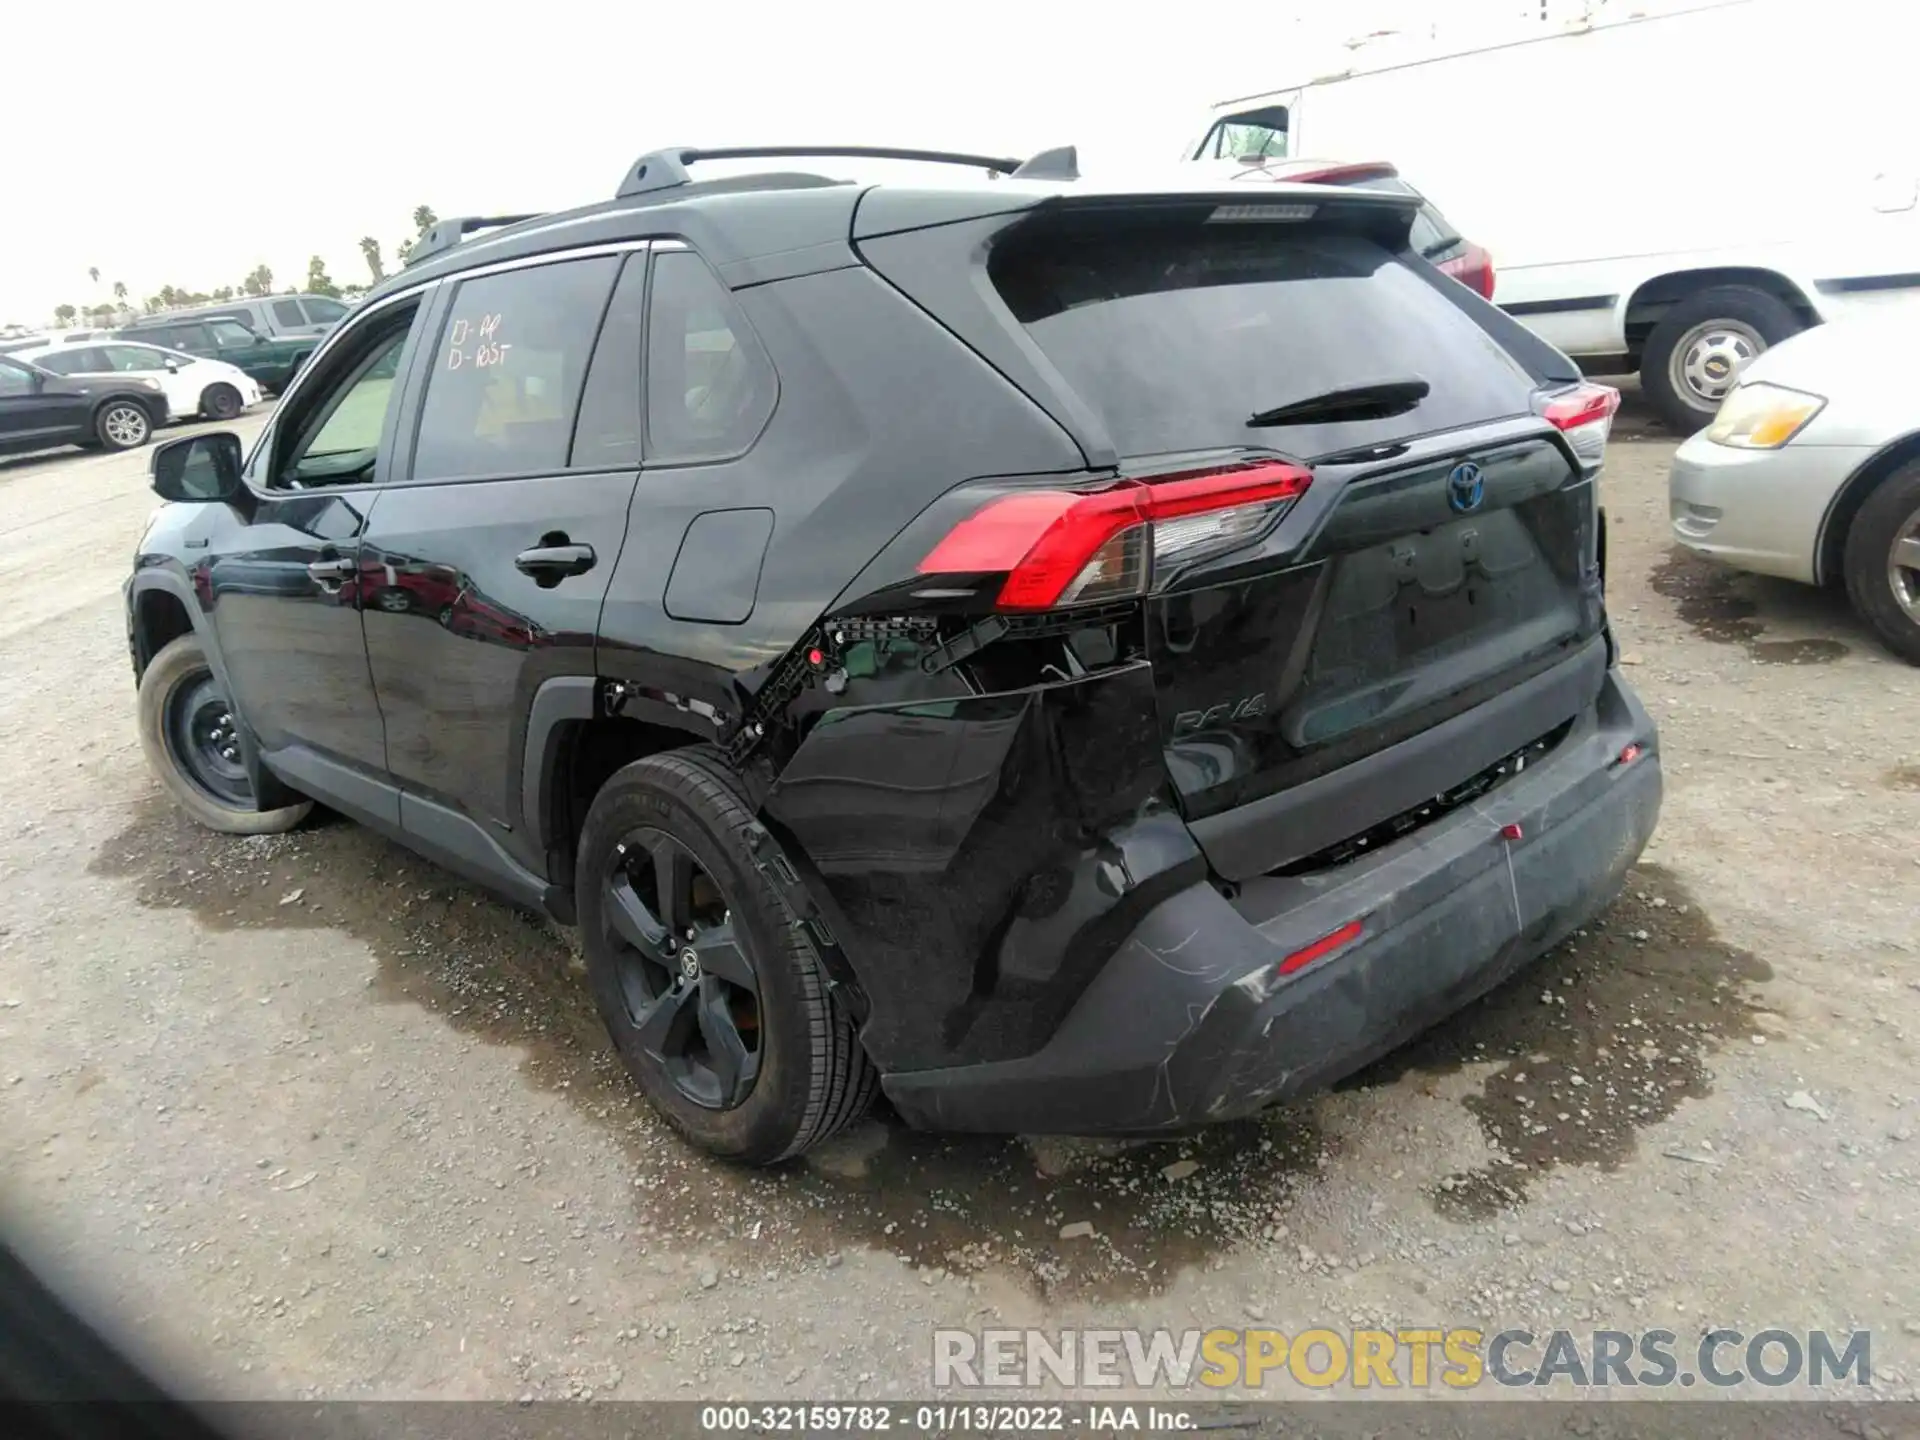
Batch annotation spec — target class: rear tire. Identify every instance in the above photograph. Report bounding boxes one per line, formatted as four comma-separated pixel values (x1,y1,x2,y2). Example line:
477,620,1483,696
95,400,153,451
1842,460,1920,666
137,635,313,834
576,747,876,1164
199,383,243,421
1641,285,1802,434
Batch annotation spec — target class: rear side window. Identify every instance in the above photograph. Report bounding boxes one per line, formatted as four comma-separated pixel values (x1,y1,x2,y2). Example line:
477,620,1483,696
990,222,1534,460
273,299,307,328
569,253,648,470
30,349,91,375
411,255,619,482
304,298,349,323
645,251,777,466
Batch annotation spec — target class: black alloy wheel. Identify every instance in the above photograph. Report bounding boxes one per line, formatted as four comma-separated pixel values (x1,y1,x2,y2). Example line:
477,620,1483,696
599,827,762,1109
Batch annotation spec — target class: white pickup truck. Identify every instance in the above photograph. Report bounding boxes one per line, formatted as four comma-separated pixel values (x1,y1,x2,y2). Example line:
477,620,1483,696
1191,0,1917,432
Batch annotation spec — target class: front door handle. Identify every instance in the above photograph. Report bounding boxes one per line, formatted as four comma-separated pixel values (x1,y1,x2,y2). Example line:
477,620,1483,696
514,543,596,579
307,557,355,580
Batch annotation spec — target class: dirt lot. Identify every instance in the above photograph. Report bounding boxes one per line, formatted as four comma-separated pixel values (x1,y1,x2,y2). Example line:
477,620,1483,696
1,403,1917,1404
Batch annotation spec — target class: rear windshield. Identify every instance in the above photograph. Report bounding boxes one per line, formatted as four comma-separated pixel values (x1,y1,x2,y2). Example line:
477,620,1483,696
990,224,1533,460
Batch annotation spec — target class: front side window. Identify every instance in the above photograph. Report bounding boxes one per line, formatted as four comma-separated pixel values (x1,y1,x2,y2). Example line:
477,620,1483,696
410,255,619,482
208,320,256,349
105,346,165,373
273,299,308,329
272,306,418,489
0,359,36,395
644,251,778,466
1199,105,1290,161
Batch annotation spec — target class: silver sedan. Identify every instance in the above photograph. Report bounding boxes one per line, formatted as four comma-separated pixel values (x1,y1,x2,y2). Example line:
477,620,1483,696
1669,312,1920,663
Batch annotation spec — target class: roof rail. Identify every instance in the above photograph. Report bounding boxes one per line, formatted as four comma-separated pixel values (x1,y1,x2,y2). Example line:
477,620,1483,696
615,145,1037,199
405,213,544,268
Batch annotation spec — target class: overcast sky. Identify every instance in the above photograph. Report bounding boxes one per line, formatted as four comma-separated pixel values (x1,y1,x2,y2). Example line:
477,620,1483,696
1,0,1552,323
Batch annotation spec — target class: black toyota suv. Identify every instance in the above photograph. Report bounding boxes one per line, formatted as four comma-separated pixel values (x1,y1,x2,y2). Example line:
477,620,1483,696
124,144,1660,1164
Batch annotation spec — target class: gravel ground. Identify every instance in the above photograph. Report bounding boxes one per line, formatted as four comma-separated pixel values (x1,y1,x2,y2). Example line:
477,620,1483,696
1,400,1917,1405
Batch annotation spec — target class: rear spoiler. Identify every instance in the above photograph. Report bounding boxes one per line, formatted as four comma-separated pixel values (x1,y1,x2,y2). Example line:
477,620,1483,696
852,178,1422,244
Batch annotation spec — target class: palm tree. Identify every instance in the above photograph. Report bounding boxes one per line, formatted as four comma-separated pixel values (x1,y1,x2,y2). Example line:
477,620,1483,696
359,236,385,284
88,266,100,288
411,205,438,237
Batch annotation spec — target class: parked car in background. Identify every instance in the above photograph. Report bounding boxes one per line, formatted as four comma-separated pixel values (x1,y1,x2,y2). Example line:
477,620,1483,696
1193,0,1918,433
0,353,165,455
1670,313,1920,664
123,145,1659,1165
1222,156,1493,298
125,294,349,341
13,339,262,422
114,317,316,394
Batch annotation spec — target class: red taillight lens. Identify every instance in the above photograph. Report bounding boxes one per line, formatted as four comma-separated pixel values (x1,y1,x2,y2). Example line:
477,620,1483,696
1277,919,1365,977
917,460,1312,611
1438,243,1496,300
1537,382,1622,465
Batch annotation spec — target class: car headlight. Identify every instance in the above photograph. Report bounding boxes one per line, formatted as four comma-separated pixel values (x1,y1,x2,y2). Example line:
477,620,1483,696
1706,382,1825,450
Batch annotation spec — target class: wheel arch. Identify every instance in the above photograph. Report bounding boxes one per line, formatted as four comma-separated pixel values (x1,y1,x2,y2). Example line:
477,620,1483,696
1814,428,1920,587
520,677,719,914
127,570,305,812
128,571,206,682
1623,267,1820,361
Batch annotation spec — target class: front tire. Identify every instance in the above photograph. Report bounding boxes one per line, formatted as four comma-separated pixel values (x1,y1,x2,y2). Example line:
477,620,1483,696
95,400,153,451
576,747,876,1164
1641,285,1803,434
137,635,312,834
199,383,243,421
1843,460,1920,666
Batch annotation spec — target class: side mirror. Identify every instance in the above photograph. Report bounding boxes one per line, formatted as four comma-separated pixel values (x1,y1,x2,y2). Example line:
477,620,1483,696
164,361,180,373
151,431,244,504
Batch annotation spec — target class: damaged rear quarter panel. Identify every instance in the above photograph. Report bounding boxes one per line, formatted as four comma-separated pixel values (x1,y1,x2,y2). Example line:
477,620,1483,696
760,660,1207,1072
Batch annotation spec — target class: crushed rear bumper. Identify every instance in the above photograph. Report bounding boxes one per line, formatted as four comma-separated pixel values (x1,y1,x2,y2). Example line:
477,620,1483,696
879,665,1660,1136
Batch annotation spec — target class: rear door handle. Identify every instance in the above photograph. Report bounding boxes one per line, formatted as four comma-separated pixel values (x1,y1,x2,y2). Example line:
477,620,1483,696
514,543,596,578
307,557,354,580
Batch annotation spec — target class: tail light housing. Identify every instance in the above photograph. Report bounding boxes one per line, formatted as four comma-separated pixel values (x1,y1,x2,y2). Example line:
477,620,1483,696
1537,382,1622,466
1438,242,1496,300
917,460,1312,612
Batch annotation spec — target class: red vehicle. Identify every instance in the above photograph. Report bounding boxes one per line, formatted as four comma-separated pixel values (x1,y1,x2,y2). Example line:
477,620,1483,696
1226,157,1496,301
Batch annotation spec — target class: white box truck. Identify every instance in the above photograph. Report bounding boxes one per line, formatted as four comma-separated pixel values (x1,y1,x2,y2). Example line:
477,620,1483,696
1191,0,1917,431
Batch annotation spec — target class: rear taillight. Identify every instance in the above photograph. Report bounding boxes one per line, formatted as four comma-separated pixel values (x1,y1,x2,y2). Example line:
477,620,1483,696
917,460,1312,611
1438,242,1496,300
1537,382,1622,466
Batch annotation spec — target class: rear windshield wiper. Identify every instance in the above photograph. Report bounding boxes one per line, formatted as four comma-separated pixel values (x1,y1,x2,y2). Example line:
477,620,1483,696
1247,378,1430,427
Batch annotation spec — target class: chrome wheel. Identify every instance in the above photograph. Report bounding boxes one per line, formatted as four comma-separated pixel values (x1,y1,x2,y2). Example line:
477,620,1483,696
1669,319,1764,410
1888,507,1920,623
100,403,150,449
600,828,761,1110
